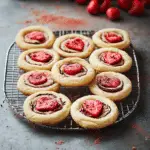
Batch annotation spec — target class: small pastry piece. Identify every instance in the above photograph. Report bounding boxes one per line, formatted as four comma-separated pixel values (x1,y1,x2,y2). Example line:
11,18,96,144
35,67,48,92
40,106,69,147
89,72,132,101
89,47,132,73
71,95,119,129
23,91,71,125
18,48,60,71
16,26,55,50
51,57,95,87
17,70,60,95
92,28,130,49
53,34,95,58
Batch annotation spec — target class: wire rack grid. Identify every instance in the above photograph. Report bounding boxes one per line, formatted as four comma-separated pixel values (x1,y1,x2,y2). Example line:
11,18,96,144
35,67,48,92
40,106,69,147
4,30,140,130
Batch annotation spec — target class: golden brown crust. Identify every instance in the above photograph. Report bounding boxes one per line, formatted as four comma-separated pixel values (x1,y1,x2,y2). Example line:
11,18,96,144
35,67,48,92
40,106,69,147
17,70,60,95
89,47,132,73
53,34,95,58
70,95,119,129
92,28,130,49
17,48,60,71
89,72,132,101
51,57,95,87
23,91,71,125
16,26,55,50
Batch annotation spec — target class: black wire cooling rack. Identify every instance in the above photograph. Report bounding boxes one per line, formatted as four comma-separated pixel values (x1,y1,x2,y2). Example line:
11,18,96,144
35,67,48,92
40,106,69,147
3,30,140,130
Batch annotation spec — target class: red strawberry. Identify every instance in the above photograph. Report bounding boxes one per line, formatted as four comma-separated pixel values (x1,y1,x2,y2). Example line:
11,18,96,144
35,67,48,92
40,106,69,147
117,0,132,11
28,72,47,85
75,0,87,5
30,51,52,62
102,51,122,65
106,7,120,20
83,100,103,118
36,96,58,111
87,0,99,15
128,0,145,16
97,76,121,88
99,0,111,13
26,31,45,42
104,32,123,43
141,0,150,7
64,63,83,75
65,38,84,51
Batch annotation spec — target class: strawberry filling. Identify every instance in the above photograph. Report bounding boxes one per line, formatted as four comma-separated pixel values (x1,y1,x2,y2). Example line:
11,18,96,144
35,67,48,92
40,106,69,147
101,51,122,65
65,38,84,51
35,96,59,111
104,32,123,43
28,72,47,85
26,31,46,43
29,51,52,62
63,63,83,75
82,100,103,118
97,76,121,88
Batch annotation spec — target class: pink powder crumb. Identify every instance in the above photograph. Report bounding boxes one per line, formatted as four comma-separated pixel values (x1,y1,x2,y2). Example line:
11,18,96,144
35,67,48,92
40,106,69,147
36,13,86,27
17,20,32,25
24,20,32,24
55,140,64,145
94,137,101,144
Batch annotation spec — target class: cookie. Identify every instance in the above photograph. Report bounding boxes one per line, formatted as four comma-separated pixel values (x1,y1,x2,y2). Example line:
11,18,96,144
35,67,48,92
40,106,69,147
51,57,95,87
71,95,119,129
89,47,132,73
89,72,132,101
16,26,55,50
17,70,60,95
92,28,130,49
23,91,71,125
53,34,95,58
18,48,60,71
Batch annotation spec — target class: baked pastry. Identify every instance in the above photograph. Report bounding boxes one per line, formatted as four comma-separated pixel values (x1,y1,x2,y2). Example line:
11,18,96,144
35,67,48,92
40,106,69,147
89,47,132,73
23,91,71,125
51,57,95,87
17,70,60,95
92,28,130,49
89,72,132,101
18,48,60,71
71,95,119,129
53,34,95,58
16,26,55,50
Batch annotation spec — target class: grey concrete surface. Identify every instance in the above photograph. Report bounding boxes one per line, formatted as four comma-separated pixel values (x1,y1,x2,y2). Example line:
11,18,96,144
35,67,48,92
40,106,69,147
0,0,150,150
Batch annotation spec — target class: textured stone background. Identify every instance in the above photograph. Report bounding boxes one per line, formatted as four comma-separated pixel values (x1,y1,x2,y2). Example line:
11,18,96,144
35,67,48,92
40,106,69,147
0,0,150,150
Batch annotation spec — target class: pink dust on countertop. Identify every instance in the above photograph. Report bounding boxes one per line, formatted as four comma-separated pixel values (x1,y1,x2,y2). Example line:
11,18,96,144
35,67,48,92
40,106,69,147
94,137,101,144
36,13,87,27
55,140,65,145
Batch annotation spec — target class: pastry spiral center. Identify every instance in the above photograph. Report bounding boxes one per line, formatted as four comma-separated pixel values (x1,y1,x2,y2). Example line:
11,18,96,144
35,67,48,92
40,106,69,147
103,32,123,43
28,72,47,85
29,51,52,63
96,75,123,92
82,100,103,118
35,96,59,111
24,31,46,44
65,38,84,51
63,63,83,75
31,94,64,114
81,100,111,118
100,51,122,65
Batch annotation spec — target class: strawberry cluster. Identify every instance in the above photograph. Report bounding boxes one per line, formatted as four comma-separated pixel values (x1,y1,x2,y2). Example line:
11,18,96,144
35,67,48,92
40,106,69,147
75,0,149,20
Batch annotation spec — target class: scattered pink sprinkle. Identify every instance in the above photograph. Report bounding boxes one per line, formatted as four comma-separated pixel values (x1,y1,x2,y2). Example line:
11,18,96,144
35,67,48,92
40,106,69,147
94,137,101,144
55,140,64,145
